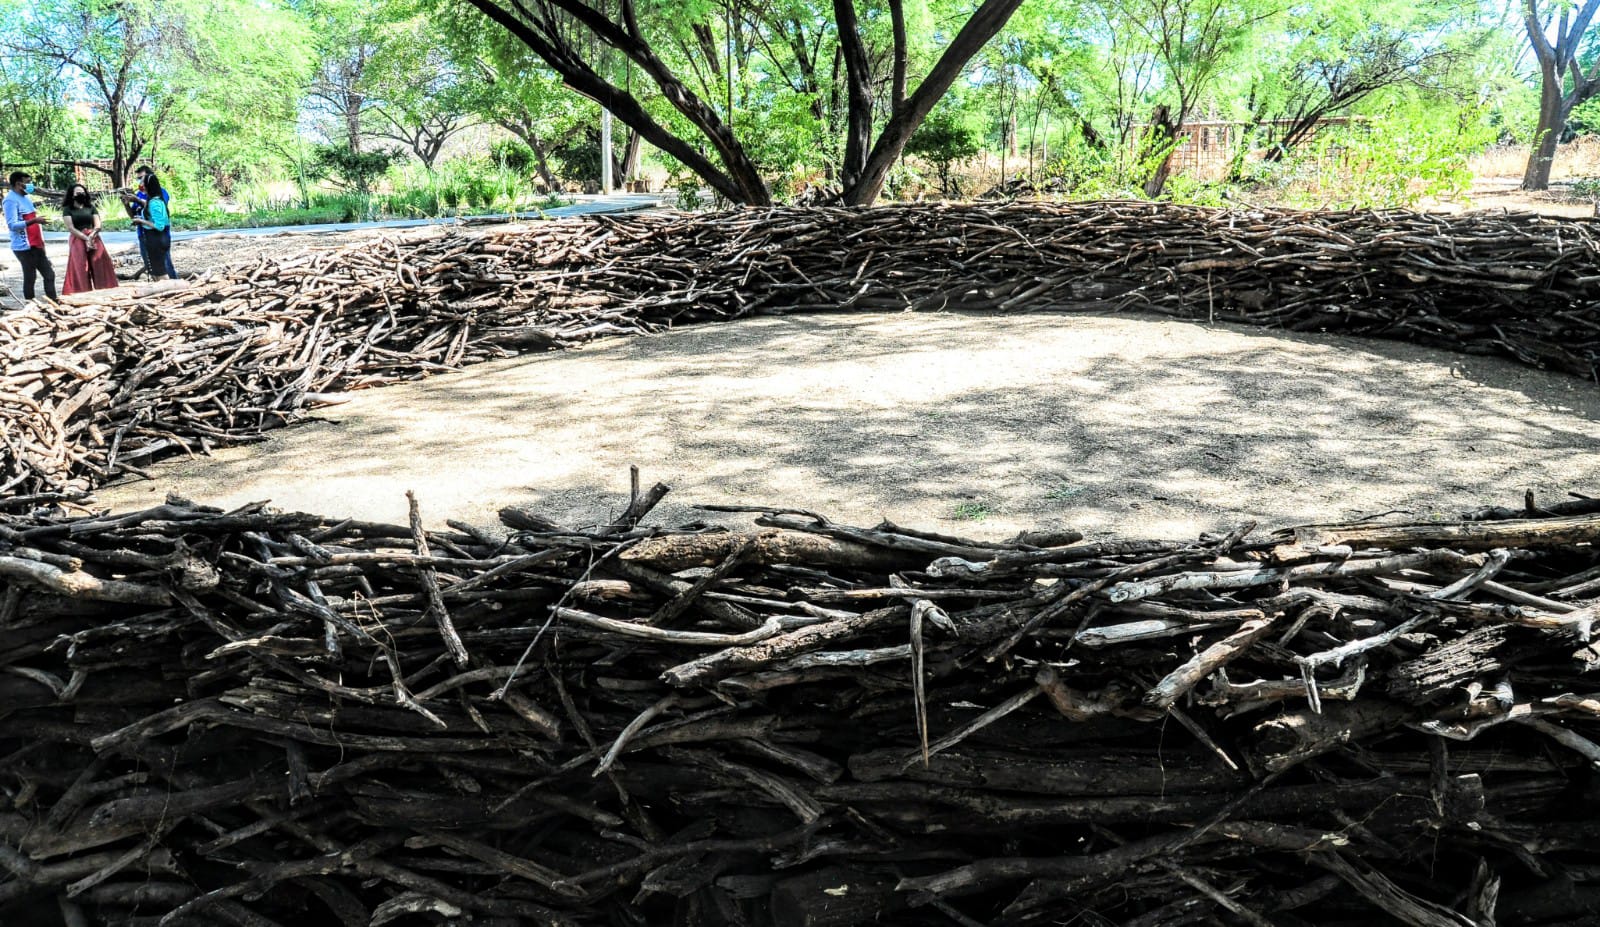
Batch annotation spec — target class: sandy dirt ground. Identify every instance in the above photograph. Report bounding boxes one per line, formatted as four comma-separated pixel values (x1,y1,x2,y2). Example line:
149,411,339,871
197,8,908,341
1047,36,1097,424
93,310,1600,541
0,240,98,304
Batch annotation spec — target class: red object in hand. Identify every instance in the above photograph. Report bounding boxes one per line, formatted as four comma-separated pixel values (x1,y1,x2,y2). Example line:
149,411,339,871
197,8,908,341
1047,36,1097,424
20,210,43,248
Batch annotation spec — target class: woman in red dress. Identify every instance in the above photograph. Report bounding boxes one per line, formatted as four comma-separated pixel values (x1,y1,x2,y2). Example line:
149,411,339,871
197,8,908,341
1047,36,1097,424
61,184,118,295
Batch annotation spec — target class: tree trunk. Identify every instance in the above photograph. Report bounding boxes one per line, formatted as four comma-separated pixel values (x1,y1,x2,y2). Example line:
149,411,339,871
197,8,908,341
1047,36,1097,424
1523,72,1565,191
833,0,874,190
1007,99,1018,157
620,130,642,183
419,137,442,171
347,101,363,154
1141,104,1179,199
531,142,558,191
888,0,908,110
108,106,128,190
843,0,1027,205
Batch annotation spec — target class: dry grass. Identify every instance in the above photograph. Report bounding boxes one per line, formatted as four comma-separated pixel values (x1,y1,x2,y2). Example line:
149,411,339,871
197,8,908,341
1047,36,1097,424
909,136,1600,209
1450,137,1600,216
1468,136,1600,181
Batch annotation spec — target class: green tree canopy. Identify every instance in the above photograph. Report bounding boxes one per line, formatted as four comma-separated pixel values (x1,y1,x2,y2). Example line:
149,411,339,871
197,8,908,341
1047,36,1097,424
0,0,313,188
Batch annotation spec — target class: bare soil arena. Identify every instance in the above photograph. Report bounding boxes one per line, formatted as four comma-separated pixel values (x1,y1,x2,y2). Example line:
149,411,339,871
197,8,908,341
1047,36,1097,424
95,307,1600,541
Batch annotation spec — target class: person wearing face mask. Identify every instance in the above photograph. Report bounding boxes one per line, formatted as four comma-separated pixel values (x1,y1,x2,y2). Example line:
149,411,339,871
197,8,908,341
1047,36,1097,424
120,164,177,279
61,184,118,295
4,171,56,302
129,173,172,281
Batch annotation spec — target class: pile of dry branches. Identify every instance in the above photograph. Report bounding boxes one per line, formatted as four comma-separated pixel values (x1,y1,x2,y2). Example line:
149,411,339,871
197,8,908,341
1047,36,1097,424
5,202,1599,496
2,486,1600,925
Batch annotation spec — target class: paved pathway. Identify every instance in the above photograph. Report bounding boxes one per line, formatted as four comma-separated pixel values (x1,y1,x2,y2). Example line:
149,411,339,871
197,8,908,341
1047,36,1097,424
38,193,664,247
4,193,664,306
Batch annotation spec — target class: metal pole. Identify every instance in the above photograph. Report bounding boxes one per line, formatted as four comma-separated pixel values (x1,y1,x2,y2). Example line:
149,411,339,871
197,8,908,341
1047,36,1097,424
601,109,614,195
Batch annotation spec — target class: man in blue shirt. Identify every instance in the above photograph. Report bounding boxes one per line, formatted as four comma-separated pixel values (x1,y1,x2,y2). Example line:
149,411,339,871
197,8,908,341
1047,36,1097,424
121,164,177,279
4,171,56,302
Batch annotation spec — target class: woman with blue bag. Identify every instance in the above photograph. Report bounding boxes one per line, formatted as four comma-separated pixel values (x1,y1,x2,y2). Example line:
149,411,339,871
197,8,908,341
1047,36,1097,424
129,174,173,281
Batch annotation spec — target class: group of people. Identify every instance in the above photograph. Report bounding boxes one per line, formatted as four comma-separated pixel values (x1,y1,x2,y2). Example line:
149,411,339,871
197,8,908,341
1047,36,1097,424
2,165,177,302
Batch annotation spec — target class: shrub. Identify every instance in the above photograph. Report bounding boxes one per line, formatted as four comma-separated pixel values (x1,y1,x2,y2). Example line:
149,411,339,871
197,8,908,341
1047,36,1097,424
1161,174,1230,207
907,108,982,197
465,174,496,209
1282,106,1482,210
490,139,535,176
382,187,442,217
310,145,402,195
1044,132,1138,197
305,191,372,223
430,157,530,213
553,129,603,189
673,178,702,211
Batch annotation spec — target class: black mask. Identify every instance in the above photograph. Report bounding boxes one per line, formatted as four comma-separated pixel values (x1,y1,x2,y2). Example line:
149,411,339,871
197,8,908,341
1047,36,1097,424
74,194,89,207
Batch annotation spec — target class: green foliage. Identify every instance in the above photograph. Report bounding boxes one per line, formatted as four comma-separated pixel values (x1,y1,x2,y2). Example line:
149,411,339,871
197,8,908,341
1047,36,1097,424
552,129,604,190
430,0,591,185
436,158,520,208
952,500,995,521
490,139,535,176
376,157,555,217
108,192,361,230
183,0,315,190
362,3,477,167
0,0,314,188
380,186,443,217
1160,174,1231,206
0,63,88,175
726,90,831,179
465,174,495,208
674,178,704,212
1569,176,1600,198
0,0,1552,212
1043,130,1140,197
1281,103,1490,209
311,145,402,195
907,108,983,196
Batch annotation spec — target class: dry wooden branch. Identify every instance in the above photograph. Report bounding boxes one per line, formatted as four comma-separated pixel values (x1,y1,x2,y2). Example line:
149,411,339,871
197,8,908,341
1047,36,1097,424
1,489,1597,924
7,202,1600,495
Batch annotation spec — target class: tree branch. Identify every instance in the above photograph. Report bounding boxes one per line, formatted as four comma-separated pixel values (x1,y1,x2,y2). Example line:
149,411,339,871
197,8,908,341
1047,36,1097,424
889,0,908,111
1526,0,1556,65
832,0,874,187
845,0,1027,204
461,0,752,202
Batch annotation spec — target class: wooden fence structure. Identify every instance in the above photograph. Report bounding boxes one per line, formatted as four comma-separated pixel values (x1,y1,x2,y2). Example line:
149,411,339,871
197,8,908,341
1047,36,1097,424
1152,116,1369,179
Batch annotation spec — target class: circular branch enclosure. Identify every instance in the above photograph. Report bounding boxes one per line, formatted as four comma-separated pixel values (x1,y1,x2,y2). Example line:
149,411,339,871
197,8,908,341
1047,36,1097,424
6,202,1600,495
3,204,1600,926
0,493,1599,925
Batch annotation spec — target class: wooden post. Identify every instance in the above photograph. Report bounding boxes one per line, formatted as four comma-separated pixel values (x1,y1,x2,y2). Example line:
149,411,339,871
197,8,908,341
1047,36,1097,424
601,109,614,195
